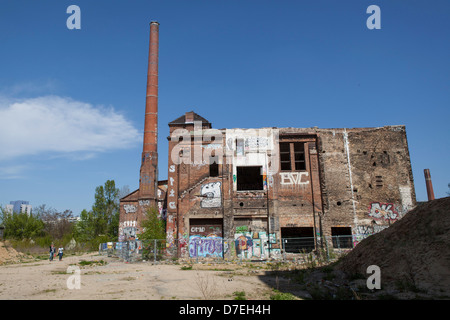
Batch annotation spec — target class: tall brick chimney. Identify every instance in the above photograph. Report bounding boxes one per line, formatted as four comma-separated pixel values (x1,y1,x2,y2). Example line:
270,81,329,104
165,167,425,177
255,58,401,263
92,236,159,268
139,21,159,203
424,169,435,201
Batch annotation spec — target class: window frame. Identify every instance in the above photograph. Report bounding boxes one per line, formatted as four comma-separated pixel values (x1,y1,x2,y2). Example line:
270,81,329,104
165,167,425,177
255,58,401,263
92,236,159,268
279,141,306,172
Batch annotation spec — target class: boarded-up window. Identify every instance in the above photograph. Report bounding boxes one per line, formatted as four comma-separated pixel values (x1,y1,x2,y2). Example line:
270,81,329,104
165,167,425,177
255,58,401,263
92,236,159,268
189,219,223,237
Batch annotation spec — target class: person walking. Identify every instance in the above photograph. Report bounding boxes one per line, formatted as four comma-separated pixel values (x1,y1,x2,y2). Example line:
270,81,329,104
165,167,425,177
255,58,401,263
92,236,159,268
49,244,55,261
58,246,64,261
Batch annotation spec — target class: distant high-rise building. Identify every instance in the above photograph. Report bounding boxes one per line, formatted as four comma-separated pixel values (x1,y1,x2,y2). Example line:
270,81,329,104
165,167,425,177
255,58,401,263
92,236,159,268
6,200,32,216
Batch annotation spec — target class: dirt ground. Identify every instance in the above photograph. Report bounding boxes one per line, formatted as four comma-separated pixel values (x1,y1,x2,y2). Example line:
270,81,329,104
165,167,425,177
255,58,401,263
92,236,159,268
0,252,308,300
336,197,450,298
1,197,449,300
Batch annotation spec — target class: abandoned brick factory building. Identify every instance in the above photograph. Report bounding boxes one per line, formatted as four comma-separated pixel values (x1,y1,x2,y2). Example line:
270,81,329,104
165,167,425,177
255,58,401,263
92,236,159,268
119,22,416,259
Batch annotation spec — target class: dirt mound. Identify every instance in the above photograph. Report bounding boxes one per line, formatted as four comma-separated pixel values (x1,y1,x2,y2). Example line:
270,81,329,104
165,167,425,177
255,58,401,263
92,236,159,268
0,241,27,265
336,197,450,296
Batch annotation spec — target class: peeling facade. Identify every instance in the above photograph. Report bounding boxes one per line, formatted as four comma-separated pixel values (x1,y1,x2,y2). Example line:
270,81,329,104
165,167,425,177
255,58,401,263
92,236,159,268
164,113,416,258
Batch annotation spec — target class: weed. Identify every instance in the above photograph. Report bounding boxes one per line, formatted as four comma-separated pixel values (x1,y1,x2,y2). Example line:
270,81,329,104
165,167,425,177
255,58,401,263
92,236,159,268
270,289,297,300
79,259,107,267
233,291,246,300
195,272,217,299
181,265,193,270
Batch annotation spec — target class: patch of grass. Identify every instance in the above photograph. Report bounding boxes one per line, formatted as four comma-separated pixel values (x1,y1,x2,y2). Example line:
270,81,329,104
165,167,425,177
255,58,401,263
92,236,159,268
41,289,57,294
233,291,246,300
181,265,193,270
270,290,297,300
79,259,107,267
51,270,68,275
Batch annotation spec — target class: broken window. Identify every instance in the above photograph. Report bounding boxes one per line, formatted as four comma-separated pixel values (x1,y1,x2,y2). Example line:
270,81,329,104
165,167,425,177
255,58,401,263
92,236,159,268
331,227,353,249
281,227,315,252
280,142,306,171
236,166,263,191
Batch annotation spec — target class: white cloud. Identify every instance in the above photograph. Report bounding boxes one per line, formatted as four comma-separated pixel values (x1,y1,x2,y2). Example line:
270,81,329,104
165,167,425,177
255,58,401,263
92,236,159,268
0,164,29,179
0,95,141,161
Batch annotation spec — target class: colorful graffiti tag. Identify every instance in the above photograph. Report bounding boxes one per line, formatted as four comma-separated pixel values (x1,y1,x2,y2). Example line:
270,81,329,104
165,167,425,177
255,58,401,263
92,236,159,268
189,235,223,258
368,202,399,221
233,231,281,259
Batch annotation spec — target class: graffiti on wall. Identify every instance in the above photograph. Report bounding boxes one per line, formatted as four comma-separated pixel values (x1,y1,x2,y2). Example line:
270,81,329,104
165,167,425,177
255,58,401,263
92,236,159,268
168,169,176,210
200,182,222,208
280,172,309,185
368,202,399,221
244,137,269,150
123,204,137,213
189,235,223,258
139,200,150,206
119,221,137,241
353,224,388,246
233,231,279,259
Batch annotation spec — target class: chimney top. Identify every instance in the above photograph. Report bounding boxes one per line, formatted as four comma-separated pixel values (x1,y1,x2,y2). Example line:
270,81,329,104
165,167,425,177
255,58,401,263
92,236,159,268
150,21,159,25
185,111,195,123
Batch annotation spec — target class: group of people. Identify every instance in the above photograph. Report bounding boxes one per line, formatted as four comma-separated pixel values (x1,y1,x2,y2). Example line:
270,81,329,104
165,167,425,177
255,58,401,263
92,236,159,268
49,244,64,261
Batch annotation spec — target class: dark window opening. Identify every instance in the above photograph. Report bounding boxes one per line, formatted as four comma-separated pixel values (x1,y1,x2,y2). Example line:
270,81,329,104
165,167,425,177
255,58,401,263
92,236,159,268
236,166,263,191
280,142,306,171
294,142,306,170
279,142,291,171
209,156,219,177
281,227,315,253
331,227,353,249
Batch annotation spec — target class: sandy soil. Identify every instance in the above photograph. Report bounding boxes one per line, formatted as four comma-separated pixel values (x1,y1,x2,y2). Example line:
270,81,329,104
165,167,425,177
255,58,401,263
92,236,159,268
2,197,448,300
0,253,305,300
336,197,450,298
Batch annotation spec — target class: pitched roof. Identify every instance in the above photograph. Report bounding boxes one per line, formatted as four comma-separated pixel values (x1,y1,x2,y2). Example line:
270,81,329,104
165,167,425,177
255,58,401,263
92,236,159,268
168,111,211,126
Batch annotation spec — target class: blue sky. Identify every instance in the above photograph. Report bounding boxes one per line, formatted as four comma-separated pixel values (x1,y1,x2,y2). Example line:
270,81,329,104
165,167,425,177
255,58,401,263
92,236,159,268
0,0,448,215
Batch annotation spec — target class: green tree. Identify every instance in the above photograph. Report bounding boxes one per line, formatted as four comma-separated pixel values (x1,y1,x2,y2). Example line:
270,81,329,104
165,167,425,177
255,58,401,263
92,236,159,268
73,209,95,242
139,207,166,241
74,180,120,243
104,180,120,239
0,206,45,240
